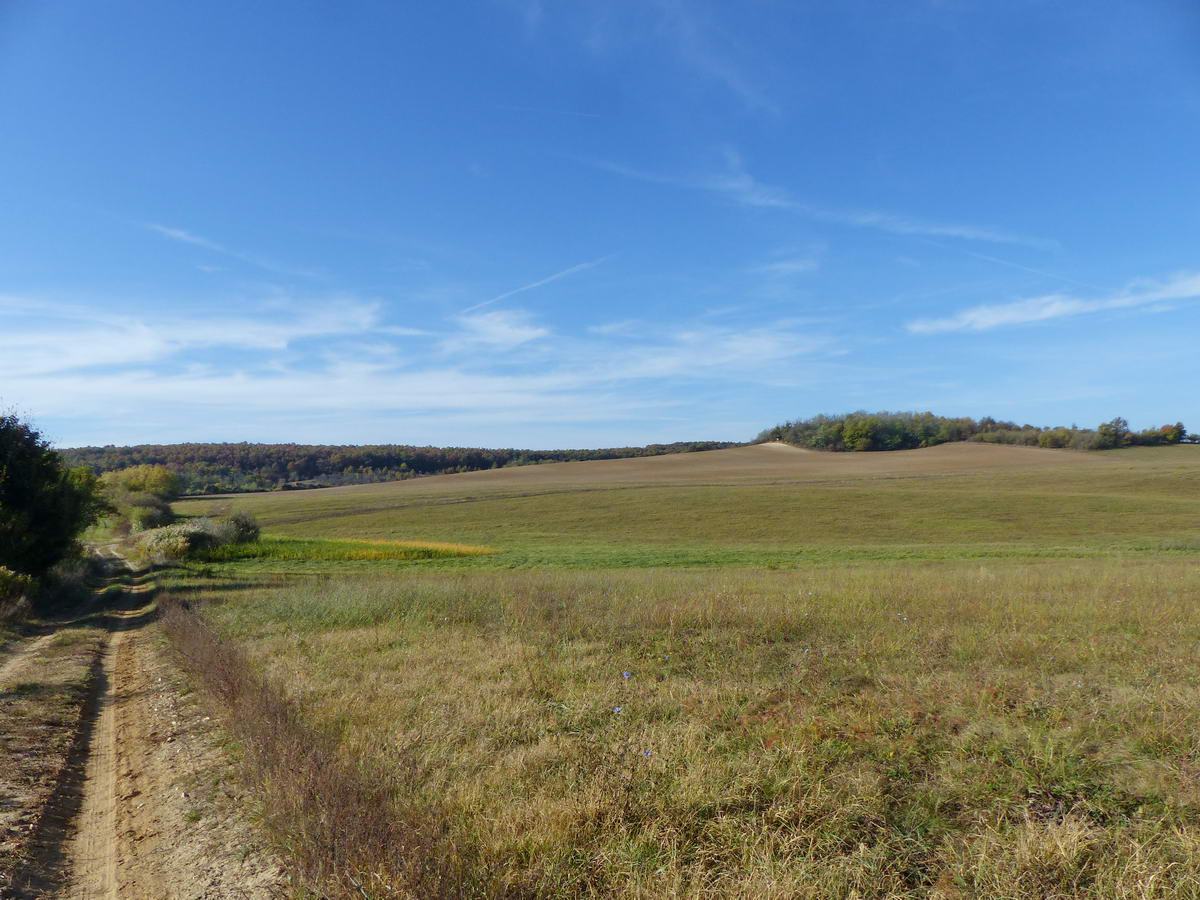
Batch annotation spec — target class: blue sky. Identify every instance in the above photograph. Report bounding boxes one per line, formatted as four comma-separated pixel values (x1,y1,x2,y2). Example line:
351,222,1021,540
2,1,1197,448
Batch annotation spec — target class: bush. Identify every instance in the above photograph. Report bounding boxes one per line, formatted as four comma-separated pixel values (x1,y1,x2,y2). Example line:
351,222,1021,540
212,510,260,544
36,551,105,611
98,464,181,534
127,497,175,532
0,566,34,622
137,521,220,563
98,464,181,501
136,512,260,564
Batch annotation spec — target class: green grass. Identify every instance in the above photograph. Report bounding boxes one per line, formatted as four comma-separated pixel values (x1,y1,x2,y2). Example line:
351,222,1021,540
163,445,1200,896
174,445,1200,573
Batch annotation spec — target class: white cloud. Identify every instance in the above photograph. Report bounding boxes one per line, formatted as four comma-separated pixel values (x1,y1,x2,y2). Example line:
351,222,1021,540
651,0,779,115
707,154,1057,249
906,272,1200,334
2,287,841,445
588,153,1056,250
588,319,642,337
145,223,320,278
502,0,777,116
753,258,819,277
574,322,834,382
0,294,384,377
445,309,551,351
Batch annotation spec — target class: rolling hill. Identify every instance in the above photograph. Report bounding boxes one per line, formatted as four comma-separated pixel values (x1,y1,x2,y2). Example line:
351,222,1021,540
174,442,1200,570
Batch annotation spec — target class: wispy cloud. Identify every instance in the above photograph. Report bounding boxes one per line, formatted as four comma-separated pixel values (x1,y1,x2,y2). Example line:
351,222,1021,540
600,322,832,381
752,257,820,277
588,319,642,337
461,255,612,313
651,0,779,115
906,272,1200,334
144,223,320,278
956,248,1098,290
499,0,776,116
2,290,840,445
707,153,1057,249
588,153,1056,250
444,309,550,351
0,294,383,377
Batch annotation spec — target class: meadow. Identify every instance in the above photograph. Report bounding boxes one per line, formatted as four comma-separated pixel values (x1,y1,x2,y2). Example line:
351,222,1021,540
166,442,1200,897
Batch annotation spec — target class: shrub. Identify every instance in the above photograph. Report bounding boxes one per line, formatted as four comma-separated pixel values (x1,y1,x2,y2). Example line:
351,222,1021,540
1038,428,1073,449
98,464,181,501
127,496,175,531
36,551,105,611
136,512,260,564
137,521,220,563
213,510,260,544
0,566,33,622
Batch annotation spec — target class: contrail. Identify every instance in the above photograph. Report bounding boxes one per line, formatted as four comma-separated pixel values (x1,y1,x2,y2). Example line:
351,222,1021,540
462,255,613,314
961,248,1100,291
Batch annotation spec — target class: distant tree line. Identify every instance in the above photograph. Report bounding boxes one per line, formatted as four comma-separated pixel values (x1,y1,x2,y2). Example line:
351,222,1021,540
757,412,1190,453
59,441,741,495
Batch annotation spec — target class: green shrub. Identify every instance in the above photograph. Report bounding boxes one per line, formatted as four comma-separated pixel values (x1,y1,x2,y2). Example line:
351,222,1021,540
136,512,260,564
0,566,33,621
212,510,260,544
98,464,181,501
137,521,219,563
127,498,174,531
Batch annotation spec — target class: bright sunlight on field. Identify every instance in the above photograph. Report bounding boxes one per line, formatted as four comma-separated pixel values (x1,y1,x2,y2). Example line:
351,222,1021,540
164,442,1200,897
199,536,494,563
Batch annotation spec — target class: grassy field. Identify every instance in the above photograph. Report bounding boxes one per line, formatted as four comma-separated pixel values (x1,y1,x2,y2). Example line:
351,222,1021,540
165,443,1200,897
175,443,1200,571
199,536,496,563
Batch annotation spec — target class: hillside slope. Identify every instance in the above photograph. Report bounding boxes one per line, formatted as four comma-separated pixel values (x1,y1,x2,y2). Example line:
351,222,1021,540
173,443,1200,569
193,440,1094,497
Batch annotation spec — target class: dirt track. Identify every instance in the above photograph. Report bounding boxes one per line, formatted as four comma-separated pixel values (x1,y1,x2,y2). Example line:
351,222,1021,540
4,564,283,899
57,601,129,899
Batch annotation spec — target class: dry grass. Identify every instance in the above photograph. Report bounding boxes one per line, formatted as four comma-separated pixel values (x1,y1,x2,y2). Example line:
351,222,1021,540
165,559,1200,897
173,444,1200,571
159,444,1200,896
160,597,482,899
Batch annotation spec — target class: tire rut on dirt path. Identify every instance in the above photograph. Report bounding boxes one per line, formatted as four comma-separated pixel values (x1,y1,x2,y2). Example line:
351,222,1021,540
8,560,154,899
57,618,128,900
51,571,160,899
6,557,284,899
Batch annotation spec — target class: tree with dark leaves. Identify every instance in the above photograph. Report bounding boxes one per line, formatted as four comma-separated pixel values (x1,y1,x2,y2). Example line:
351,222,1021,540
0,413,107,577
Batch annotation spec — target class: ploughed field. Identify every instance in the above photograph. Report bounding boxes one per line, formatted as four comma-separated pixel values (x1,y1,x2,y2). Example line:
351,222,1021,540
168,443,1200,897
